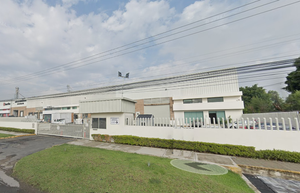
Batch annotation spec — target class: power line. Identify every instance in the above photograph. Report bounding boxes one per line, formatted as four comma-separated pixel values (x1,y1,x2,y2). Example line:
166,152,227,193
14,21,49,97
19,54,298,97
2,0,260,83
23,58,295,100
4,0,297,84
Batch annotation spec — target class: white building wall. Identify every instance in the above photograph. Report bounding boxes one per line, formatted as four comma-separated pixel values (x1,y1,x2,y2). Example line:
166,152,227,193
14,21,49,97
22,68,242,120
226,110,244,120
91,124,300,152
0,121,37,134
173,101,244,112
122,74,239,100
90,112,133,139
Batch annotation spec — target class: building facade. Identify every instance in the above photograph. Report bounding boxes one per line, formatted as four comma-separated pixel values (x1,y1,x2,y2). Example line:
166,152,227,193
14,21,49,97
0,68,244,122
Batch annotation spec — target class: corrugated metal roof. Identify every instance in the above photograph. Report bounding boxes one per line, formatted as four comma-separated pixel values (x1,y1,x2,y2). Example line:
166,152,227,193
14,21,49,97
79,98,135,114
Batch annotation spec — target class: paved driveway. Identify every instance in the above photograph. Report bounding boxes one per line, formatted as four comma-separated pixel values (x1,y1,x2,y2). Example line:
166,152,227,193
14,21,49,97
0,135,74,193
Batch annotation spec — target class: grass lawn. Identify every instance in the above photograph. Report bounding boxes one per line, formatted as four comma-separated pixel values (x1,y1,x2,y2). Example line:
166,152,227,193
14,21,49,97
0,133,14,138
14,144,254,193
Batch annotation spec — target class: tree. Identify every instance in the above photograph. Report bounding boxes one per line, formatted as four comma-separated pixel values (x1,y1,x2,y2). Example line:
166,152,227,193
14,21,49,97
284,57,300,93
239,84,273,113
248,97,272,113
285,91,300,111
268,90,285,111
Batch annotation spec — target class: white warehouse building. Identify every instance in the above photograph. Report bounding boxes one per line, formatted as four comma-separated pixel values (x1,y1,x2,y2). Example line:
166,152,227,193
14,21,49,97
3,68,244,123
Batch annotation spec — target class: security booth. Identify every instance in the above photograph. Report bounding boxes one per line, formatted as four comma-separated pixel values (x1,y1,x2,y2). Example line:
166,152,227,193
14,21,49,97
79,98,136,140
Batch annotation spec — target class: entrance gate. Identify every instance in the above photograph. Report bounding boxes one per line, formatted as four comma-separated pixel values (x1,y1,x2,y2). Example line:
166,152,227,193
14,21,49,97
37,123,90,139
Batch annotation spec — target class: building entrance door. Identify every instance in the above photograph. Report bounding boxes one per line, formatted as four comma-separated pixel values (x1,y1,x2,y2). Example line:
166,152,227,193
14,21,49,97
13,110,18,117
209,112,217,123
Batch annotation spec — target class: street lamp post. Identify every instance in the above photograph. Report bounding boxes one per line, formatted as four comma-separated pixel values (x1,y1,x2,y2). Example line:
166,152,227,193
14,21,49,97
118,71,129,98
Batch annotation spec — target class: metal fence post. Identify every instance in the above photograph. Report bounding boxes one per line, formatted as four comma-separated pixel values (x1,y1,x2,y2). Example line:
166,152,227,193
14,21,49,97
275,118,279,130
193,118,195,129
288,118,292,131
222,118,225,129
295,118,299,131
282,118,286,131
246,118,250,130
269,118,273,130
252,118,255,129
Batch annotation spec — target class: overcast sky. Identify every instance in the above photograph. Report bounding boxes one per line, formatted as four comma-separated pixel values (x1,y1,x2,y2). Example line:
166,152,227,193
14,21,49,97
0,0,299,100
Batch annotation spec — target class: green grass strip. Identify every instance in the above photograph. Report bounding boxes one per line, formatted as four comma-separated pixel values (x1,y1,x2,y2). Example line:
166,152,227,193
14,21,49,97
0,133,15,138
0,127,35,134
14,144,253,193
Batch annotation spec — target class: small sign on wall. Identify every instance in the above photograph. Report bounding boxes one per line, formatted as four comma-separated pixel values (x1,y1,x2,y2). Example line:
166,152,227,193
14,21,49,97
110,117,120,125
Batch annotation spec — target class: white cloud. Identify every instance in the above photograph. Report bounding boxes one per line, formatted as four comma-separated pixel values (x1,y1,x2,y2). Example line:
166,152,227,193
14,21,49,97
0,0,299,99
61,0,88,8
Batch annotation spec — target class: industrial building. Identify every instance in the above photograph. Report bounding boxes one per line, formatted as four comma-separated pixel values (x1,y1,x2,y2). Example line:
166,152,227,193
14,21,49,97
0,68,244,123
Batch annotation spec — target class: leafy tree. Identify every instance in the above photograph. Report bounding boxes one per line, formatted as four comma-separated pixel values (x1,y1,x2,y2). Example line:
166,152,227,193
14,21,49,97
284,57,300,93
285,91,300,111
248,97,272,113
268,90,285,111
240,84,273,113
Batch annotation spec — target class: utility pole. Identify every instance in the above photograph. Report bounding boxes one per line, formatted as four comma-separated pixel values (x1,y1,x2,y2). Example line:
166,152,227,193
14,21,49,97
15,87,19,99
118,72,129,98
67,85,71,92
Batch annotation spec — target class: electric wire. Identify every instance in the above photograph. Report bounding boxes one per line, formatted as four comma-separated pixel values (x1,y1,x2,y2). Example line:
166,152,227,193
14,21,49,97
22,58,295,100
2,0,261,82
4,0,297,83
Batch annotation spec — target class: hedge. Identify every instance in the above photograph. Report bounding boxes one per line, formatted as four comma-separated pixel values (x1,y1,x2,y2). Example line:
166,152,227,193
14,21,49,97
0,127,35,134
91,134,300,163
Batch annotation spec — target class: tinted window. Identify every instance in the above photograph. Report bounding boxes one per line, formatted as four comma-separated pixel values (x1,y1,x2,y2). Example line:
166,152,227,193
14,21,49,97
92,118,98,128
207,97,223,103
183,98,202,104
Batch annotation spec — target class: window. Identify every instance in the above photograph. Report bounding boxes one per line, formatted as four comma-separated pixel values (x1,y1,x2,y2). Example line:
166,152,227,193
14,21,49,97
72,106,77,109
207,97,224,103
183,98,202,104
184,111,204,123
92,118,106,129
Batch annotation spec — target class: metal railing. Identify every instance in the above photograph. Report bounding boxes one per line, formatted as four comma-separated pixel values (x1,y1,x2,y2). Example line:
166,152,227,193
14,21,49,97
125,117,300,131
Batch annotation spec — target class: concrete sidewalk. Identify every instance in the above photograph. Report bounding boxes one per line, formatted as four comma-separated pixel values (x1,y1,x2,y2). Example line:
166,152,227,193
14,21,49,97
67,139,300,181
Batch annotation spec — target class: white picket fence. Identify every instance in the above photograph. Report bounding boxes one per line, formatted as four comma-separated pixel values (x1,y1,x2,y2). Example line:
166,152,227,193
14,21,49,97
126,117,300,131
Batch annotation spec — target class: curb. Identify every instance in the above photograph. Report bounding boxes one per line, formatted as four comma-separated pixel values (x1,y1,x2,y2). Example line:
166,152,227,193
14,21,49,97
241,174,261,193
0,134,36,140
238,164,300,181
222,165,243,176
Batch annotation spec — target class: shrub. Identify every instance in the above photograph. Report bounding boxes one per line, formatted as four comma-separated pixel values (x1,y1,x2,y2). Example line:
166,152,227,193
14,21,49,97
92,134,112,142
255,150,300,163
0,127,35,134
91,134,300,163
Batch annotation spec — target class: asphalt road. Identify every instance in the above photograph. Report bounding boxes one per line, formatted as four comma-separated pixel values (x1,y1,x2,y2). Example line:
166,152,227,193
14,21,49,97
0,135,74,193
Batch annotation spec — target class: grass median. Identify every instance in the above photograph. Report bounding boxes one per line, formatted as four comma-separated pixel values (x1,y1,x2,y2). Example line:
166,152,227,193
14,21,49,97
0,133,15,138
13,144,253,193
